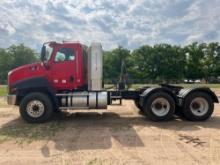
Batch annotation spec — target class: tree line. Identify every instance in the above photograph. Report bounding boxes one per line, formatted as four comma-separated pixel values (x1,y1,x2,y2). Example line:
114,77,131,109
104,42,220,84
0,44,38,84
0,42,220,84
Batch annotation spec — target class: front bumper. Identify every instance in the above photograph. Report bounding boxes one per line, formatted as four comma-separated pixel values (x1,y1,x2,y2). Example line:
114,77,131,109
7,94,17,105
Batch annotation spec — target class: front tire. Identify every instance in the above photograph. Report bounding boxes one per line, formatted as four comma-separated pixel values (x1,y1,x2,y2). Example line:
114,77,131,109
19,92,54,123
143,92,175,121
183,92,214,121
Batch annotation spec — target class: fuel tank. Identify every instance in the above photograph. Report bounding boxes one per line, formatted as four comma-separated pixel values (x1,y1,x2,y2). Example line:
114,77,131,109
57,91,107,109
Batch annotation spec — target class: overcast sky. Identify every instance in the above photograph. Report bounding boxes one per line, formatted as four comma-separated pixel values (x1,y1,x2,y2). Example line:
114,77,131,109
0,0,219,50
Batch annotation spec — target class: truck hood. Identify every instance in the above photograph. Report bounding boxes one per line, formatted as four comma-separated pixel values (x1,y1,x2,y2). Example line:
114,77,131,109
8,62,47,86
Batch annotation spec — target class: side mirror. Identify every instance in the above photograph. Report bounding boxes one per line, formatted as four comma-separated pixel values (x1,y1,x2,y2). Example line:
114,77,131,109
40,45,46,61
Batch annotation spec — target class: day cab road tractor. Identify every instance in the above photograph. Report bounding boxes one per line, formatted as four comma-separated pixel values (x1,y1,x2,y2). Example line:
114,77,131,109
7,41,219,123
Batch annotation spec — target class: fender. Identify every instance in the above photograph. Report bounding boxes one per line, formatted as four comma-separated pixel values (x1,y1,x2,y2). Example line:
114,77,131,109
139,87,178,107
178,87,219,106
10,77,59,110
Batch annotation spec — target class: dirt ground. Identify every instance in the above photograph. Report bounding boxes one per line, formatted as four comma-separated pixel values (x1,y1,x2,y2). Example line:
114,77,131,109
0,91,220,165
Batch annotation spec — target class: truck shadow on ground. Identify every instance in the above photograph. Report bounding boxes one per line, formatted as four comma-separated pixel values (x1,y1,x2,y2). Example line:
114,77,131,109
1,111,220,155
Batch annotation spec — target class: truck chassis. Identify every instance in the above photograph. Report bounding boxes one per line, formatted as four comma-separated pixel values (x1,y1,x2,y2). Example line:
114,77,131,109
8,82,218,123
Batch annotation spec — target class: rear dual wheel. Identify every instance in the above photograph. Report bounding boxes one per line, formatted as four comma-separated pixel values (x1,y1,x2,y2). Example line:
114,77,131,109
183,92,214,121
143,92,175,121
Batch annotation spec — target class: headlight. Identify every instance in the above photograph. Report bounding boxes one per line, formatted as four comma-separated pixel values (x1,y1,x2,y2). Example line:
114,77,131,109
9,87,17,94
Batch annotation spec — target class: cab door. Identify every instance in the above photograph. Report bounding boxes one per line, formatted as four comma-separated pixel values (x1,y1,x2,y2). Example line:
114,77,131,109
49,45,77,90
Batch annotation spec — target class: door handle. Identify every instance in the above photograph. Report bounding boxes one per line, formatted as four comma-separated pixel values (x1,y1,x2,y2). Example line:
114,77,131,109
69,76,74,83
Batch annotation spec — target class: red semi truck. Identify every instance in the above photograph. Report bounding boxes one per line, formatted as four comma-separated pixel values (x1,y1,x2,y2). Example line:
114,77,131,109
7,41,219,123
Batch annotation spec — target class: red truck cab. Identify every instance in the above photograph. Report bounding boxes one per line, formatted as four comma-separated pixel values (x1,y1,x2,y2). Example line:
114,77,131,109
8,42,88,94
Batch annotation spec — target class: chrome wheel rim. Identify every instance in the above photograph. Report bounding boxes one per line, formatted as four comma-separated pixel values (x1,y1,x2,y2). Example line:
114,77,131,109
190,97,209,116
151,98,170,117
26,100,45,118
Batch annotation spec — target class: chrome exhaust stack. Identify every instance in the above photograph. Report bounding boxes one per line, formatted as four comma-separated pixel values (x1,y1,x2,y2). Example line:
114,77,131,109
87,43,103,91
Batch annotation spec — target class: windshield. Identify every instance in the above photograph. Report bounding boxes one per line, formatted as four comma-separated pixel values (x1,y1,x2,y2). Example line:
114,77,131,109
44,45,53,61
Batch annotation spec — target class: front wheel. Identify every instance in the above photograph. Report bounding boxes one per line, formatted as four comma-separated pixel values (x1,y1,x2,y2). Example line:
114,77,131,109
19,92,54,123
143,92,175,121
183,92,214,121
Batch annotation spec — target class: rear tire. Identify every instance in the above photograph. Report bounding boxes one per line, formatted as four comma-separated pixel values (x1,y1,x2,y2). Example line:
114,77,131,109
143,92,175,121
19,92,54,123
183,92,214,121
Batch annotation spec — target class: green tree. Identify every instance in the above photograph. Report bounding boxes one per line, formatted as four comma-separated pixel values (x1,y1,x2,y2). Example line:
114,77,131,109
202,42,220,82
184,42,205,81
128,44,186,83
129,45,154,82
0,44,38,83
8,44,38,68
0,48,13,83
103,46,130,83
214,44,220,78
151,44,186,83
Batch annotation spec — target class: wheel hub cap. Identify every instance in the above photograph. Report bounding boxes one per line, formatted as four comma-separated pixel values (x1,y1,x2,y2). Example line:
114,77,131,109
154,103,162,110
190,97,208,116
151,98,170,117
26,100,45,118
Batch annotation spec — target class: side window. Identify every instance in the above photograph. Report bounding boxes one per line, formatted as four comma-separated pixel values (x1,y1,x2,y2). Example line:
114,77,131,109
55,48,75,62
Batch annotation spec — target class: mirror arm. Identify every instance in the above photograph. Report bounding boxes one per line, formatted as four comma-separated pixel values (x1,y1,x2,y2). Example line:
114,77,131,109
42,61,50,70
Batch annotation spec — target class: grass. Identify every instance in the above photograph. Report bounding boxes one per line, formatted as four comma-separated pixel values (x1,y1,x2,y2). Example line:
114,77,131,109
87,158,104,165
0,121,66,144
0,85,7,96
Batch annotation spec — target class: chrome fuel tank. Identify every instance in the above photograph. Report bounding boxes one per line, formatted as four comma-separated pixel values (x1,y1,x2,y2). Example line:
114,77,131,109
58,91,107,109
